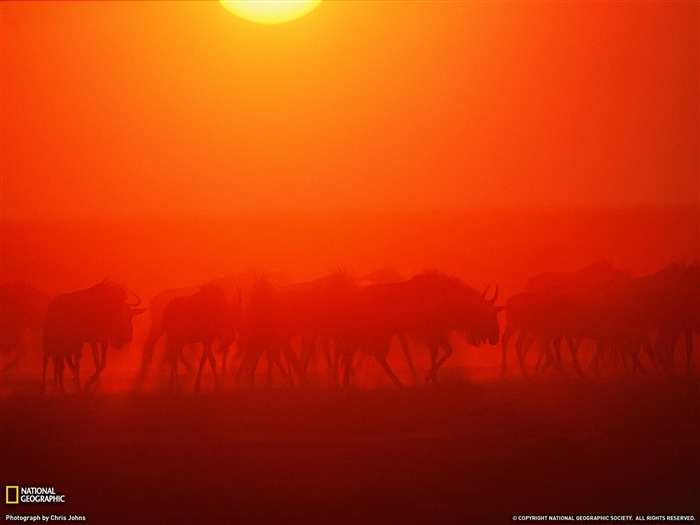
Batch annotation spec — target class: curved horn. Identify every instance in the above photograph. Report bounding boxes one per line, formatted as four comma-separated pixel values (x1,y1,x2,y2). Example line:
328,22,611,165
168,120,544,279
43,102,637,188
481,284,490,299
489,285,499,304
126,293,141,307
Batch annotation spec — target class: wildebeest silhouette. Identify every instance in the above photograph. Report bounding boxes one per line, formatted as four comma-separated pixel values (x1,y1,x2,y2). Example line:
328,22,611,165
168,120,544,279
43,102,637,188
341,270,502,386
41,281,144,394
357,268,416,378
236,269,357,387
500,289,575,378
501,262,632,377
653,263,699,375
137,270,283,387
163,283,240,392
525,260,631,295
236,278,295,388
1,282,50,374
542,264,697,376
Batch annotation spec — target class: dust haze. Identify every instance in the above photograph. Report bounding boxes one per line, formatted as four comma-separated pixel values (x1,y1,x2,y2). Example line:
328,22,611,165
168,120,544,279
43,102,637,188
3,207,699,525
2,0,698,522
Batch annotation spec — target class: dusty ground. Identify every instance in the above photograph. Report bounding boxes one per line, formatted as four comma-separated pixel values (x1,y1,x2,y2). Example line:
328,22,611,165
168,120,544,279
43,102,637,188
2,378,698,525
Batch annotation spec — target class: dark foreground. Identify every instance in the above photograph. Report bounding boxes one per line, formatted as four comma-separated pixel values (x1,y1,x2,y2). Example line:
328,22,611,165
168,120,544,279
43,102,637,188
2,379,699,525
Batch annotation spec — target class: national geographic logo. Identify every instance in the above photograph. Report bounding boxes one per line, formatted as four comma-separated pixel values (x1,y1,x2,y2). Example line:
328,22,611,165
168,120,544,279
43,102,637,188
5,486,66,504
5,486,19,504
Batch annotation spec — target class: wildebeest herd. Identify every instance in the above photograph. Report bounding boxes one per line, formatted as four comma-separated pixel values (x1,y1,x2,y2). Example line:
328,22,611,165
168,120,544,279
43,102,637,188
1,261,698,394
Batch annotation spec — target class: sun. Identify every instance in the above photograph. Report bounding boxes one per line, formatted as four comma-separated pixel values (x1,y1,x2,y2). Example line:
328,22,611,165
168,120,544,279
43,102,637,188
219,0,321,25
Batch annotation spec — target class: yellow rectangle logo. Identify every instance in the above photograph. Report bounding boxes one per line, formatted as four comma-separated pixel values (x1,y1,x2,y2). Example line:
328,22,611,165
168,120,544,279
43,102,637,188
5,485,19,504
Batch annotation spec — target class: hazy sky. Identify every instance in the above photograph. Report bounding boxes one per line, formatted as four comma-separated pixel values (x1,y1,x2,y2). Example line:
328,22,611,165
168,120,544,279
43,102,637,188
1,1,698,220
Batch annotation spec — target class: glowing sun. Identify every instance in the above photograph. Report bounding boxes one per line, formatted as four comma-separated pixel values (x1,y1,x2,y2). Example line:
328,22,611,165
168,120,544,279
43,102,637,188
220,0,321,25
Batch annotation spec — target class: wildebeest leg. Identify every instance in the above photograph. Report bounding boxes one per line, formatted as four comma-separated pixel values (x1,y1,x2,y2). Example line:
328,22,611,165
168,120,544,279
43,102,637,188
263,346,277,387
52,357,61,393
335,342,354,387
141,339,156,374
641,336,657,370
535,338,549,372
100,343,108,372
268,345,293,387
426,337,454,385
141,322,164,375
283,342,301,386
299,336,314,381
684,329,693,376
589,342,605,375
624,342,647,376
331,345,341,386
41,354,51,395
342,351,355,387
236,350,260,388
195,342,219,393
246,354,259,388
500,324,515,376
87,342,107,391
234,351,248,385
207,343,221,391
375,355,403,387
553,336,563,370
322,338,334,371
173,354,181,393
181,345,195,375
619,344,631,374
91,342,101,376
541,336,564,375
425,342,439,385
218,340,232,375
371,341,402,387
168,342,183,393
397,333,416,378
655,328,677,375
265,349,276,387
613,344,627,373
65,353,81,392
135,337,159,390
566,335,584,376
164,344,195,375
514,331,530,379
633,346,648,376
221,342,230,375
194,342,208,391
235,352,249,387
54,356,66,394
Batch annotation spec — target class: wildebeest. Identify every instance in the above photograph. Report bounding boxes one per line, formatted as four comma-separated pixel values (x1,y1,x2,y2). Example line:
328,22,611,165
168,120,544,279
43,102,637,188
357,268,416,378
341,271,502,387
41,281,144,394
163,283,240,392
653,263,699,375
236,270,357,387
1,282,50,374
525,260,631,295
137,270,283,387
548,264,697,377
501,262,632,377
500,289,576,378
236,278,296,388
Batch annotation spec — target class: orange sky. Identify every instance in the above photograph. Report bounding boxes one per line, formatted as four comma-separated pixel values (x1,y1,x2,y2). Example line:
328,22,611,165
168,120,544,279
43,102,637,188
2,1,698,220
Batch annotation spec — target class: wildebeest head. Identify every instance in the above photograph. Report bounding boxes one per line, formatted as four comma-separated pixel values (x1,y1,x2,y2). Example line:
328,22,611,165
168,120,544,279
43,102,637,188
111,292,145,349
412,271,503,347
43,281,146,352
467,284,503,346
